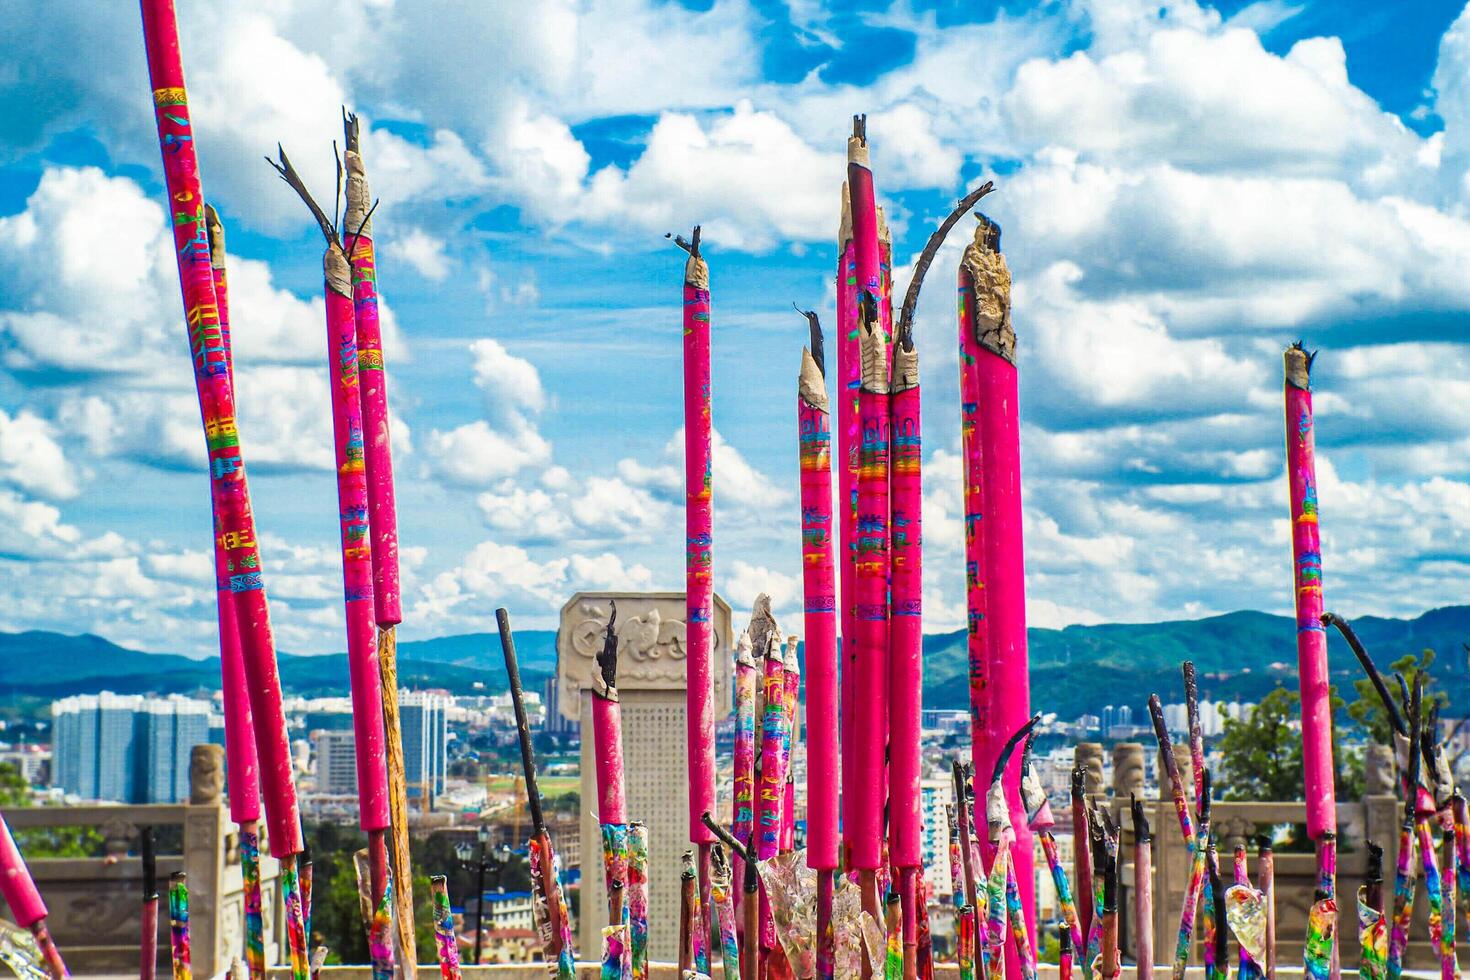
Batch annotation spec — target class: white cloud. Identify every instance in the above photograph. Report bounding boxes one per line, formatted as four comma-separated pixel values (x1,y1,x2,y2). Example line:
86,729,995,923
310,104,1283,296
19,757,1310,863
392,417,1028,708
412,539,655,629
427,419,552,486
0,410,76,500
585,102,842,250
384,228,451,281
723,560,803,629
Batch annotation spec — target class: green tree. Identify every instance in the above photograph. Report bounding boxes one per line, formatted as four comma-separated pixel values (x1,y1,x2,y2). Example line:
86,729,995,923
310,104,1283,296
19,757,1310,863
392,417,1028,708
1218,688,1305,803
1344,649,1446,745
0,763,103,858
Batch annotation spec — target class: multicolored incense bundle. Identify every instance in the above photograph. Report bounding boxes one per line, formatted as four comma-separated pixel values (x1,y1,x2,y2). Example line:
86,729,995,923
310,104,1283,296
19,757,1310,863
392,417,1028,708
1283,343,1339,946
266,147,393,975
342,112,417,968
677,227,719,939
138,0,303,874
958,210,1036,965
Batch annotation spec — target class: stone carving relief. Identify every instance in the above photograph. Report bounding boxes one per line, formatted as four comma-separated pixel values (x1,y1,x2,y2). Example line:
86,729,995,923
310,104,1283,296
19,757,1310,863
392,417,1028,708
1112,742,1145,800
1074,742,1105,796
190,744,225,805
557,592,734,717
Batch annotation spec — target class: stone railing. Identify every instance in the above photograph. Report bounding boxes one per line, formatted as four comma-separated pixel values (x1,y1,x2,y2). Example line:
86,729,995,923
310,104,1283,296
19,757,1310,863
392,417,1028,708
2,745,283,975
1080,741,1438,971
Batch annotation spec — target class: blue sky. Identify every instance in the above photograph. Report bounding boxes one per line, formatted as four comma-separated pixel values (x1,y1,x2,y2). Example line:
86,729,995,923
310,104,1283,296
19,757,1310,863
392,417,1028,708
2,0,1470,656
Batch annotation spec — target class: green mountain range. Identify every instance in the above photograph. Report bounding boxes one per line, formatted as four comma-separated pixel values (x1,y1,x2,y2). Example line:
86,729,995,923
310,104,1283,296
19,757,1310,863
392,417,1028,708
2,607,1466,721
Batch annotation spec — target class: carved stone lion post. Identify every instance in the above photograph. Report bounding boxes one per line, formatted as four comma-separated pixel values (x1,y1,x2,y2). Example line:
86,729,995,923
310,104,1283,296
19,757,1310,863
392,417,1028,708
557,592,734,963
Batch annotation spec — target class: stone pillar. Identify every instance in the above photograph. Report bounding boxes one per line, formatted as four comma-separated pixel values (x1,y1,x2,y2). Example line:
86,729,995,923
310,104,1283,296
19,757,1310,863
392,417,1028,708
1074,743,1105,796
1364,744,1396,796
1155,744,1194,802
186,745,228,978
558,592,734,963
1112,743,1144,801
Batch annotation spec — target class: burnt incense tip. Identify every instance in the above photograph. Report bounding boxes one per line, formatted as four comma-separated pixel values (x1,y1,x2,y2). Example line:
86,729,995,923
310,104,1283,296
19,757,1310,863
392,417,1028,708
838,180,853,247
204,203,226,271
891,338,919,393
141,826,157,901
1284,342,1316,390
595,601,619,698
799,346,828,409
342,107,361,154
962,212,1015,363
1130,795,1147,839
747,593,780,660
324,242,353,298
847,134,871,169
858,291,890,393
795,304,825,378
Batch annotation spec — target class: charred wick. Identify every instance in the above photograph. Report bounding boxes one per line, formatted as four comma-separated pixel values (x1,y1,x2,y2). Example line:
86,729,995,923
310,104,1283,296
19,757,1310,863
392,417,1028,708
266,145,339,248
343,107,361,155
1130,794,1150,843
667,225,702,258
1323,610,1406,737
896,180,995,351
597,600,619,692
851,113,867,144
794,304,825,378
991,713,1040,785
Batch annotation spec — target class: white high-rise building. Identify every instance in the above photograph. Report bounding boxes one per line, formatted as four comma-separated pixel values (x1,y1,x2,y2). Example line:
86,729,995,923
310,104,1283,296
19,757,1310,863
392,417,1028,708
51,693,213,804
314,729,358,796
399,691,449,803
919,779,954,900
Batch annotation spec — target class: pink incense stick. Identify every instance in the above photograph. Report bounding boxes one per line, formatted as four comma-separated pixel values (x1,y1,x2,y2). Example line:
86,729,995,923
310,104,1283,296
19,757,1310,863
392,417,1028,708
962,215,1035,948
1133,800,1154,980
316,238,392,857
780,640,801,854
796,312,838,874
1284,344,1336,840
323,249,391,822
889,337,922,876
835,191,860,869
732,632,758,901
0,810,67,979
342,116,400,627
593,605,628,826
264,148,397,933
679,229,718,863
204,205,261,830
758,631,788,862
1283,344,1338,958
139,0,300,857
847,118,890,880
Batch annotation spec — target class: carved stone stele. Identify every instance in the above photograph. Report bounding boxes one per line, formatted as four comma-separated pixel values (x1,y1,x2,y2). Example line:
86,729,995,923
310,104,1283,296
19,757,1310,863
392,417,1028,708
1075,743,1105,796
556,591,735,719
1112,742,1145,800
190,744,225,805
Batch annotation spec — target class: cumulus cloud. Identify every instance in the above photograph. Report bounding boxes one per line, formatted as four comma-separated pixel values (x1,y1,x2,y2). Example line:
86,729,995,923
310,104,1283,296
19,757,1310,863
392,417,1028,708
585,102,842,250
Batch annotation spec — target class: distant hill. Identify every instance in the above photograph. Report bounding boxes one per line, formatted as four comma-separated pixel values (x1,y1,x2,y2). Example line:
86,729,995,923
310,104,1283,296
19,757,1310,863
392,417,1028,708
920,606,1470,719
0,628,559,700
1,607,1465,719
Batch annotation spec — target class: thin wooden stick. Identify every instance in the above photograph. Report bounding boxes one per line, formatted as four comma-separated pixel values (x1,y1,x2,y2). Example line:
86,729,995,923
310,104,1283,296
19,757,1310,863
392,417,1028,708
499,609,575,979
